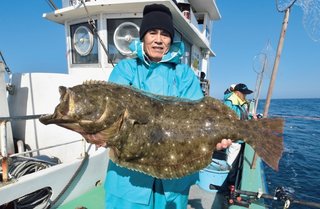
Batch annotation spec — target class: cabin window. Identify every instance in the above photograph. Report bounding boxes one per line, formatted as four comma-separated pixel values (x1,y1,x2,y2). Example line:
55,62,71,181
107,18,142,64
190,45,202,75
70,21,98,64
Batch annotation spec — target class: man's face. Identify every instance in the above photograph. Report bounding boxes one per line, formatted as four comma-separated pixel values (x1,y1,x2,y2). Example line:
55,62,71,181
143,29,171,62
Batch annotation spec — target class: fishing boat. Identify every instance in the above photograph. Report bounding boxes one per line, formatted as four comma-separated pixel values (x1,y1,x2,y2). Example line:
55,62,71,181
0,0,269,208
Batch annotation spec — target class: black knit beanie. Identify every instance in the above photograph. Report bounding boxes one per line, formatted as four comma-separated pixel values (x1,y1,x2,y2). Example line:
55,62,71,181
139,4,174,40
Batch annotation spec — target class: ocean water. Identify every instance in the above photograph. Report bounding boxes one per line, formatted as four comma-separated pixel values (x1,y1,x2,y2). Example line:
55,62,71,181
257,99,320,209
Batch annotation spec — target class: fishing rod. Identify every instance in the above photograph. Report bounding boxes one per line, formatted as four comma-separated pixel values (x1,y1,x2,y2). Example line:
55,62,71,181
270,114,320,121
211,184,320,209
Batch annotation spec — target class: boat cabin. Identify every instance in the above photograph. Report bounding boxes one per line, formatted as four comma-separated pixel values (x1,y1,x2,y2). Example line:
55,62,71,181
44,0,220,77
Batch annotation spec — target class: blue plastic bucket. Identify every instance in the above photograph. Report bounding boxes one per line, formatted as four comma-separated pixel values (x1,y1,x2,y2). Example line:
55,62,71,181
197,159,229,193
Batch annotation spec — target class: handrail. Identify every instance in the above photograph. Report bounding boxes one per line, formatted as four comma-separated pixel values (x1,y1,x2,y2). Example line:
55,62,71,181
9,139,84,158
0,114,86,183
0,114,43,121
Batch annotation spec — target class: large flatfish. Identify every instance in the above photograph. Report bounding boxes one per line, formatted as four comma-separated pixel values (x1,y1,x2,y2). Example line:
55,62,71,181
39,81,284,179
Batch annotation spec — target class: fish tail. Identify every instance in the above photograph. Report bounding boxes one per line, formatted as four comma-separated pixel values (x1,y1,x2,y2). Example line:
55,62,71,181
239,118,284,171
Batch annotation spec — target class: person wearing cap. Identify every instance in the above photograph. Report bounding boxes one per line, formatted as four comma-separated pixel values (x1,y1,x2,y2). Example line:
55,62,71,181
224,83,254,120
222,83,255,170
104,3,231,209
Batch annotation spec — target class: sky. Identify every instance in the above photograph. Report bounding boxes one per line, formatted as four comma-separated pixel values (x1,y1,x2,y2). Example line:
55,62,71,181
0,0,319,99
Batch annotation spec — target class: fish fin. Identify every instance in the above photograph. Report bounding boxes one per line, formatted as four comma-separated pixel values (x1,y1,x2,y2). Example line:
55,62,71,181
239,118,284,171
83,80,107,85
58,86,67,99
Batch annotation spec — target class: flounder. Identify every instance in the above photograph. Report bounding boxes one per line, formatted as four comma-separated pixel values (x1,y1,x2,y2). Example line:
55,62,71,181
39,81,284,179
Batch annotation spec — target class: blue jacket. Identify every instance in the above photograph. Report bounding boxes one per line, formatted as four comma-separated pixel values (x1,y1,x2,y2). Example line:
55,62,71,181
223,92,250,120
105,40,204,205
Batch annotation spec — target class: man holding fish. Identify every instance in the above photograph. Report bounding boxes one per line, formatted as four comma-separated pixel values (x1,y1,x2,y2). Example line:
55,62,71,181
40,3,283,209
104,4,231,209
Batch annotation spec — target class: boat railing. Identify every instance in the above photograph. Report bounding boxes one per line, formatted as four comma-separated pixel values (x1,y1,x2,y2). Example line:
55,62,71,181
0,112,89,183
0,60,14,154
0,114,87,182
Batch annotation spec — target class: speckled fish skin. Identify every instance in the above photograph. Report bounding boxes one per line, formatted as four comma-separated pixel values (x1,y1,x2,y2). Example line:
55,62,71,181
40,81,284,179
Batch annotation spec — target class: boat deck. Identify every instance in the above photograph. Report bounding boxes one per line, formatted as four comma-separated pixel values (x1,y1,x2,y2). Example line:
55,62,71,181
188,184,227,209
57,183,222,209
58,185,105,209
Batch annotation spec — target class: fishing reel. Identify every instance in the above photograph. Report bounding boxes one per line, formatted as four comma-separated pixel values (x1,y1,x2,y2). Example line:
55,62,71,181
226,185,295,208
227,185,320,209
274,186,294,209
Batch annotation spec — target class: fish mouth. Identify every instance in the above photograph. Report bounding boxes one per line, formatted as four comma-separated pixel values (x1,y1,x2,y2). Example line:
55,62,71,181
40,114,110,146
39,114,78,125
39,114,86,136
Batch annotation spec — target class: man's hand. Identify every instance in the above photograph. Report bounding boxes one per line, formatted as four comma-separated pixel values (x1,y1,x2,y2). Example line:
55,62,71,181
82,132,107,148
216,138,232,150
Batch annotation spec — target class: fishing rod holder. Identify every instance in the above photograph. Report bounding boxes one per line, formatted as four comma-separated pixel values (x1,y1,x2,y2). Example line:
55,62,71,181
227,185,252,208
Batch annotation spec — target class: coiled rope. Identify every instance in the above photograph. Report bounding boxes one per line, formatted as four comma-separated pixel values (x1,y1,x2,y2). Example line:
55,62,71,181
2,156,59,208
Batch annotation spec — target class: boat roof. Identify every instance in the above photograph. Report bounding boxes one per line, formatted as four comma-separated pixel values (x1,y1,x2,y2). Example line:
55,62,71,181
44,0,221,22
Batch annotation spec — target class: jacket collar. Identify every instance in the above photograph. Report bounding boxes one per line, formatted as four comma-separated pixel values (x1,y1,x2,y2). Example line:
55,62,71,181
228,93,247,106
129,40,184,66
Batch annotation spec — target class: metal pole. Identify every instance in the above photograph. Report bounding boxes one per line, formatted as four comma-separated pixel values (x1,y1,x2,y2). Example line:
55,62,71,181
263,8,290,118
0,121,7,157
0,121,8,182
